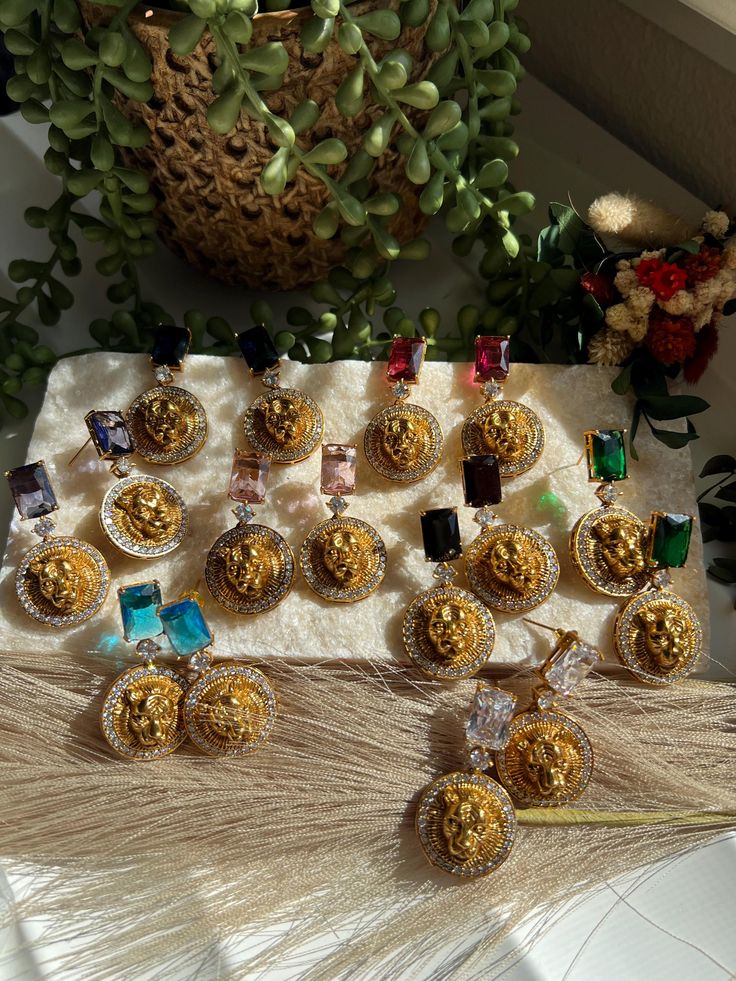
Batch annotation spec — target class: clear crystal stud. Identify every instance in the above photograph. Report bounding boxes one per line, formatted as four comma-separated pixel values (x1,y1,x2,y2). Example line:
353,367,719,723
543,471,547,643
232,503,255,524
536,688,555,710
262,369,280,388
469,746,493,771
466,684,517,750
136,638,161,659
113,457,133,477
327,495,349,516
651,568,673,589
595,482,618,506
392,381,410,400
543,634,603,696
32,517,56,538
473,506,497,528
432,562,457,583
189,650,212,673
482,381,502,399
154,365,174,385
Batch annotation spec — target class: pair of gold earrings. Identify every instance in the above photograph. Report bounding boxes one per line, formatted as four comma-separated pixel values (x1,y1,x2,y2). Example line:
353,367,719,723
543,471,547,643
101,584,276,760
416,625,602,877
570,429,702,685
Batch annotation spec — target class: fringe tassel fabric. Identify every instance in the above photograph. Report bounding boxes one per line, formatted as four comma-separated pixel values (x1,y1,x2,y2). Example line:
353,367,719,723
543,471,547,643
1,644,734,979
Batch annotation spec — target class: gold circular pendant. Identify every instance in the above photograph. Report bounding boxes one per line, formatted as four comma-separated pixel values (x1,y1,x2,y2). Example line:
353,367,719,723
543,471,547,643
415,770,516,877
15,536,110,626
364,402,443,483
101,663,188,761
403,585,495,680
496,710,593,807
461,399,544,477
100,475,188,558
244,387,323,464
205,523,295,615
570,505,649,598
465,524,559,613
126,384,207,465
613,589,703,685
299,515,387,603
184,662,276,756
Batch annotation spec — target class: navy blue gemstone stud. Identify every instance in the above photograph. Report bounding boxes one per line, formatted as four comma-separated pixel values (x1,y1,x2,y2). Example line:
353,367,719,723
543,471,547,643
238,325,280,375
420,508,462,563
151,325,191,369
85,410,135,459
461,455,502,508
5,460,58,520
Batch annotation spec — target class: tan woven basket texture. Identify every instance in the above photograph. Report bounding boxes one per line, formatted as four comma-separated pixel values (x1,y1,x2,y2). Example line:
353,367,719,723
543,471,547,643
82,1,437,290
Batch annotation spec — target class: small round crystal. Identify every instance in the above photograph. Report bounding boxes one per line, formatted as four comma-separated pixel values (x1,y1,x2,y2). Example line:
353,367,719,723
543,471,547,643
473,507,497,528
154,365,174,385
189,650,212,673
651,568,673,589
469,746,493,770
136,638,161,660
595,482,618,506
432,562,457,583
262,369,280,389
113,457,133,477
536,688,555,710
327,495,349,516
32,517,56,538
392,381,410,400
232,503,255,524
482,381,502,399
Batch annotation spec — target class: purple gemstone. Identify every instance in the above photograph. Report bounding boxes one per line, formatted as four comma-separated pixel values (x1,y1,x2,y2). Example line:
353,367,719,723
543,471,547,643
461,455,502,508
228,450,271,503
85,410,135,459
6,460,58,520
321,444,357,496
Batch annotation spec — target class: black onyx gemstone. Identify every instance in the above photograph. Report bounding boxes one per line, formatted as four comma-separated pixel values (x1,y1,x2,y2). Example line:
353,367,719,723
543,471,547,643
420,508,462,562
151,325,191,368
6,460,58,519
238,325,280,374
85,410,135,459
461,455,502,508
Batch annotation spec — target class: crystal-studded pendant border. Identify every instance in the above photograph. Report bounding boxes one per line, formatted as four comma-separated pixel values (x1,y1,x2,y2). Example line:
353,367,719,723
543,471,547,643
100,663,188,761
415,769,516,877
299,515,387,604
244,386,323,464
569,504,649,598
364,402,443,483
496,710,593,807
15,536,110,626
126,385,208,466
205,523,295,615
184,662,276,757
613,589,703,685
461,399,544,478
100,474,188,558
465,524,559,613
403,584,495,680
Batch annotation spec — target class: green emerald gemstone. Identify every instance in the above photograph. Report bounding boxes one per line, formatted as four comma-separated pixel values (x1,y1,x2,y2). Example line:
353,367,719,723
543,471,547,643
588,430,627,481
649,513,693,568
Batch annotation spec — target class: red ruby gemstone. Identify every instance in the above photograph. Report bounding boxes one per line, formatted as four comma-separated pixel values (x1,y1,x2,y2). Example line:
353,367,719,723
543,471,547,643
387,337,426,382
475,336,511,382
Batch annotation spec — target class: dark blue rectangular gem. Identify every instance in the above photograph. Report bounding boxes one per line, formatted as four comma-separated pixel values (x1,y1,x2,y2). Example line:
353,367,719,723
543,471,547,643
237,325,280,374
461,455,502,508
5,460,58,519
85,410,135,459
420,508,462,562
151,325,190,368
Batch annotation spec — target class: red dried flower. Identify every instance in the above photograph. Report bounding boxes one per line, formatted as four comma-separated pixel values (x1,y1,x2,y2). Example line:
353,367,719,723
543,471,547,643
635,257,663,284
682,245,722,285
645,312,697,366
683,321,719,383
580,271,616,306
647,263,689,301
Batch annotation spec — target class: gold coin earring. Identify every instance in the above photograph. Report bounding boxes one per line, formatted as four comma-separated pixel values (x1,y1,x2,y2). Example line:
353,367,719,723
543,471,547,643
461,336,544,477
614,511,703,686
80,410,188,558
205,449,295,615
416,681,517,878
5,460,110,626
158,594,277,757
125,324,208,466
403,507,495,680
238,324,324,464
569,428,649,597
100,580,189,761
299,443,387,603
461,454,559,613
364,335,443,483
496,622,602,807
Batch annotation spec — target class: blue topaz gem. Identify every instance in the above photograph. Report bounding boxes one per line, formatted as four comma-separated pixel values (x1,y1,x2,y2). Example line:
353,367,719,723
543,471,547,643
237,325,280,374
6,460,58,520
151,325,191,368
85,410,135,459
158,596,213,657
118,581,164,642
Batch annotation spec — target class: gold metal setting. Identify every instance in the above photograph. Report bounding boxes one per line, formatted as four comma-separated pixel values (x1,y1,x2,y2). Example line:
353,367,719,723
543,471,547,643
569,504,649,598
299,516,387,603
100,474,188,558
244,387,324,464
184,662,277,757
613,588,703,685
461,400,544,477
205,523,295,615
364,402,443,483
465,524,559,613
15,536,110,626
101,663,188,761
126,385,207,466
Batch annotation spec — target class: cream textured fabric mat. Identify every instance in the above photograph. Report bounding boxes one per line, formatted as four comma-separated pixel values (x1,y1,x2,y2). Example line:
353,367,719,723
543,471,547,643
0,353,708,667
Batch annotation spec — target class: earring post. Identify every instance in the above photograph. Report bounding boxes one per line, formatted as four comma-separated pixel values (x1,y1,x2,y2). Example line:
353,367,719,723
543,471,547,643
67,437,92,466
522,617,559,634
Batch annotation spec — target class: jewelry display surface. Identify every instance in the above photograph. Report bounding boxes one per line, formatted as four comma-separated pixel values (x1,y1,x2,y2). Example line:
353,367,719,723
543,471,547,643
0,353,709,668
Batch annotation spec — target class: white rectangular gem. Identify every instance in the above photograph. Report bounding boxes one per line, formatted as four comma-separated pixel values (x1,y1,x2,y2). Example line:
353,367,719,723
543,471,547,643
545,637,603,695
465,685,517,750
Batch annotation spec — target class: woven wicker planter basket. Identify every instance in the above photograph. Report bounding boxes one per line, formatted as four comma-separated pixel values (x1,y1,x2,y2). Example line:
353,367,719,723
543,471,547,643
82,1,436,290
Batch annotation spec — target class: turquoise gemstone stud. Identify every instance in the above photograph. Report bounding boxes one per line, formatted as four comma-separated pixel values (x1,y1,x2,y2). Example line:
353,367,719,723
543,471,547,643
118,581,163,642
158,596,213,657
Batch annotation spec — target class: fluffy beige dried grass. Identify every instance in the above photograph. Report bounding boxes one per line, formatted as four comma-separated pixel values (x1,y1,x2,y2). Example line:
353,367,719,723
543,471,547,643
588,192,699,248
0,643,734,979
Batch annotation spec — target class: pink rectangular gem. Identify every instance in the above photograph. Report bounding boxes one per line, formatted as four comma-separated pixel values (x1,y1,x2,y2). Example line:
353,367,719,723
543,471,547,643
321,444,357,496
475,336,510,382
387,336,426,383
228,450,271,503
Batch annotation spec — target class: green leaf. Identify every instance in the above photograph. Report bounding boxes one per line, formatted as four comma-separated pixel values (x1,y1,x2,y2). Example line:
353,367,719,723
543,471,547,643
343,150,374,184
396,81,439,110
66,169,102,197
121,35,152,83
401,0,430,28
331,186,366,226
426,6,450,51
335,65,364,117
60,38,98,70
207,84,244,134
289,100,320,134
169,15,207,55
260,146,290,195
376,59,407,91
48,278,73,310
419,171,445,215
611,363,632,396
715,480,736,503
27,46,51,85
91,133,115,172
363,112,396,157
354,10,401,41
399,238,430,261
49,99,94,131
0,0,40,28
300,15,334,53
423,100,461,139
436,122,468,151
3,29,35,55
365,193,400,216
20,99,49,124
104,69,153,103
496,190,534,216
639,394,710,421
338,22,363,55
99,31,127,67
406,138,430,184
240,42,288,76
699,455,736,478
304,137,348,166
475,158,508,189
113,167,149,193
458,18,489,48
369,220,401,260
53,0,80,32
476,68,517,97
311,0,338,17
265,114,295,148
223,10,252,43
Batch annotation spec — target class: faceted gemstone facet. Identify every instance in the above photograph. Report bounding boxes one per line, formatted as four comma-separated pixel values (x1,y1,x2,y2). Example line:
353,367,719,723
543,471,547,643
420,508,462,562
321,444,357,496
386,337,426,383
586,429,626,482
544,633,603,695
86,410,135,459
648,512,693,568
118,581,164,642
228,449,271,503
466,684,517,750
237,325,280,374
158,597,213,657
475,336,511,382
151,325,190,368
6,461,58,520
461,455,502,508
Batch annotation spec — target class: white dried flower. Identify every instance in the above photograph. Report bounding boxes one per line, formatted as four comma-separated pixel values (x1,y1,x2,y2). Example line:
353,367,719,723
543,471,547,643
722,239,736,270
702,210,730,239
616,258,633,272
605,303,634,333
627,287,655,316
694,307,712,332
587,328,636,366
587,193,698,247
614,269,639,297
694,278,720,308
627,316,650,343
662,291,694,316
635,250,666,263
